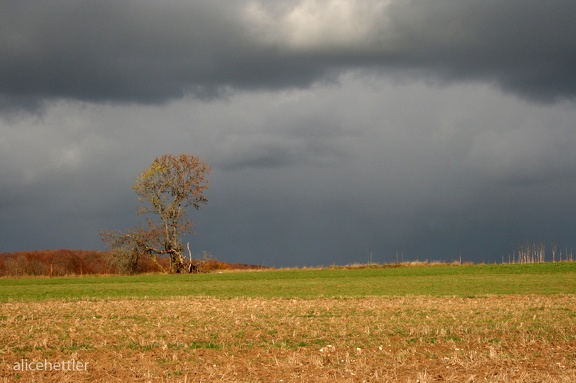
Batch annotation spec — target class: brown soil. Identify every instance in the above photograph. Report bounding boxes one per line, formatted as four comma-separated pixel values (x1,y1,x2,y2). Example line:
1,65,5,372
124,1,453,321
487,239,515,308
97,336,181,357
1,296,575,382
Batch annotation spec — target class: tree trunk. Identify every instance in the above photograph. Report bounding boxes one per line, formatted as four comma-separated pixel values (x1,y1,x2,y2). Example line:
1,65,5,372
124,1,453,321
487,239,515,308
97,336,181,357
169,250,198,273
169,252,185,273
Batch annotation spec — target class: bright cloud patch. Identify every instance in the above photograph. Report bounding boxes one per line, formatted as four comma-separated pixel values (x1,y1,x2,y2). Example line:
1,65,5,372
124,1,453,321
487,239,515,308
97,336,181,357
244,0,389,50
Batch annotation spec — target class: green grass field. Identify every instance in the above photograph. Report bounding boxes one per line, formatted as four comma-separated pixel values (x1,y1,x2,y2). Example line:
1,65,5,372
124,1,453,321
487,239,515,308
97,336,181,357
1,262,574,301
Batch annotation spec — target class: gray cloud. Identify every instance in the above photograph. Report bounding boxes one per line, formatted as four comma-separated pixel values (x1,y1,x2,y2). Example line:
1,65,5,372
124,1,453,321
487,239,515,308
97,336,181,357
2,79,576,266
380,1,576,102
2,1,576,267
216,114,353,171
1,0,575,114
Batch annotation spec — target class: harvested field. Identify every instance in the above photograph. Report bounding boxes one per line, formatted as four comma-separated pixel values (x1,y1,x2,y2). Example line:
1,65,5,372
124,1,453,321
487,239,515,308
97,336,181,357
1,296,575,382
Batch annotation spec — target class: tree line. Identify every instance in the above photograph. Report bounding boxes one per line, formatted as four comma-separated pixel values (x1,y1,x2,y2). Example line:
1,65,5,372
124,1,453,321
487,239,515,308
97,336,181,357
505,241,574,264
0,249,120,276
0,249,266,277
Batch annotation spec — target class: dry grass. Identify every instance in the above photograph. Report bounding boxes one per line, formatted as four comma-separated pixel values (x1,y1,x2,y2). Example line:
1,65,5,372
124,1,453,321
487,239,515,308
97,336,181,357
1,296,575,382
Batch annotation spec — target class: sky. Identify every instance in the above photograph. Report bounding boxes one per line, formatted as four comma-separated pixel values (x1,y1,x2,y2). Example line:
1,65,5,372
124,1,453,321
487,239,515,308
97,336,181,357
1,0,576,267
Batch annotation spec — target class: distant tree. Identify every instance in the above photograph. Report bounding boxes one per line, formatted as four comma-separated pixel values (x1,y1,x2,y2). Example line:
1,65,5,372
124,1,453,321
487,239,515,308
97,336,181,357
101,153,211,273
105,244,142,275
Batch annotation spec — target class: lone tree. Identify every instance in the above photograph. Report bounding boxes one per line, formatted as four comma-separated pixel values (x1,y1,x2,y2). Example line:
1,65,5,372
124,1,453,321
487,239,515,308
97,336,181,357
101,153,211,273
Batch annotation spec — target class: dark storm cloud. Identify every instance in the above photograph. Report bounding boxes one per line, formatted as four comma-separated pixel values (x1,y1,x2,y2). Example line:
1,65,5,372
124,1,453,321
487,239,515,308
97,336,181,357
216,115,353,171
380,1,576,103
2,80,576,266
1,0,575,113
2,0,576,268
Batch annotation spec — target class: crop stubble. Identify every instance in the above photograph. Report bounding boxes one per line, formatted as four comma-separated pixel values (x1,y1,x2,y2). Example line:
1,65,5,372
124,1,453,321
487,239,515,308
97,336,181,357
1,296,575,382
